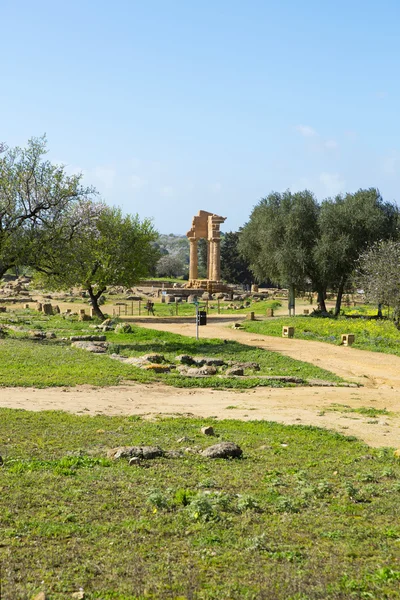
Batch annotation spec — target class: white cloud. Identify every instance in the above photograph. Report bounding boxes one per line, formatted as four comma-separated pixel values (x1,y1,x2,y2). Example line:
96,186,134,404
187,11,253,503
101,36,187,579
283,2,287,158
319,172,345,196
296,124,318,138
131,174,147,189
295,125,338,152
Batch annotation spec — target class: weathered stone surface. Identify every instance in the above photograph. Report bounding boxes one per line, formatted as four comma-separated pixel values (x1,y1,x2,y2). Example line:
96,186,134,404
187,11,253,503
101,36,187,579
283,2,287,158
142,353,165,363
107,446,164,460
71,341,107,353
101,318,115,327
45,332,56,339
175,354,194,365
227,361,260,371
29,330,46,339
115,323,132,334
201,442,243,459
186,366,217,377
129,457,141,466
142,364,172,373
193,357,225,367
201,426,215,436
42,303,53,315
225,367,244,376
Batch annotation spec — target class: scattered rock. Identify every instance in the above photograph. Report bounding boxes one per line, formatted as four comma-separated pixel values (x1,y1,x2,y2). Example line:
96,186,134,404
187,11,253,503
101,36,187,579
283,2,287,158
227,361,260,371
142,353,165,364
28,330,46,339
101,318,115,327
193,357,225,367
186,366,217,377
32,593,47,600
225,367,244,376
71,341,107,353
142,364,172,373
201,426,215,436
201,442,243,459
129,457,141,466
107,446,164,460
71,592,85,600
175,354,194,365
164,449,184,458
45,331,56,339
177,436,191,443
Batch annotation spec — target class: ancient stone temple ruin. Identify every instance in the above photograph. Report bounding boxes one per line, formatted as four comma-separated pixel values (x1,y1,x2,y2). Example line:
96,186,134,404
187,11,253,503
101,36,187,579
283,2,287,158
186,210,228,293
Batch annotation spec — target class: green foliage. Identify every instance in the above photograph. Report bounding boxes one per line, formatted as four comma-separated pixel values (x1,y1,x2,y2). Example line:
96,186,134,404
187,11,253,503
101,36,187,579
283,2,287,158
220,230,253,285
2,410,400,598
243,315,400,356
0,136,96,278
0,314,343,387
357,240,400,317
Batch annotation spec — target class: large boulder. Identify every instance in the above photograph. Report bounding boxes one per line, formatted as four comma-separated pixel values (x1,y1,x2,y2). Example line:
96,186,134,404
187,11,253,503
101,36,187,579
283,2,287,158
201,442,243,459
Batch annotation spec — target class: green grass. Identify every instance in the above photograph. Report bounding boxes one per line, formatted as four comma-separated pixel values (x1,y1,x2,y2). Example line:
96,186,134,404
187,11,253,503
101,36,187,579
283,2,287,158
0,313,344,388
243,316,400,356
1,409,400,599
111,299,282,318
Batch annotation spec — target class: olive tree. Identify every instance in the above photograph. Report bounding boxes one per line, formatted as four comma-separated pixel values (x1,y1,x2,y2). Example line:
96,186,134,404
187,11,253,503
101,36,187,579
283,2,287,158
0,136,95,277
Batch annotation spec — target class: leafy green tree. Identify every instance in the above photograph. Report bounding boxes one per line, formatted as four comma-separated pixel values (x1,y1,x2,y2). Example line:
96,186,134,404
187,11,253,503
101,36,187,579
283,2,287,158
315,189,399,315
156,254,187,278
35,203,159,319
356,240,400,319
220,231,253,285
239,190,320,306
0,136,95,278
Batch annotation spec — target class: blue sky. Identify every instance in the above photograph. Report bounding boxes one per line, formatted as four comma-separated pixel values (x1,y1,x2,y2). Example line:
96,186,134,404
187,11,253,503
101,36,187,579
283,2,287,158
1,0,400,234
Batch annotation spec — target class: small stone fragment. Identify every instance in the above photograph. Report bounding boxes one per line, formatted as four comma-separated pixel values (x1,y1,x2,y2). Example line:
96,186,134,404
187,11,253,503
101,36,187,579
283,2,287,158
175,354,194,365
142,353,165,363
201,442,243,459
71,592,85,599
186,366,217,377
201,426,215,436
225,367,244,376
32,593,47,600
129,457,141,466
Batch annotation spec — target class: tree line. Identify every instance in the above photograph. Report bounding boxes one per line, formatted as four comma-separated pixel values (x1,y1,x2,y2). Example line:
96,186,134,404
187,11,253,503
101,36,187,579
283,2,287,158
2,137,399,319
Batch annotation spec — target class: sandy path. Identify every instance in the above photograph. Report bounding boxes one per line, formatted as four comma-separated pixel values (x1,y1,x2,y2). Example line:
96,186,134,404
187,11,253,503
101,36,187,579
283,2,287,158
1,316,399,448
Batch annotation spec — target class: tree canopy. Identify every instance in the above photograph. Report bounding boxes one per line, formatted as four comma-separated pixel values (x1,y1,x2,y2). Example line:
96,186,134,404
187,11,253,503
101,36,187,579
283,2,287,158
35,203,159,318
239,188,399,314
220,231,253,285
0,136,95,278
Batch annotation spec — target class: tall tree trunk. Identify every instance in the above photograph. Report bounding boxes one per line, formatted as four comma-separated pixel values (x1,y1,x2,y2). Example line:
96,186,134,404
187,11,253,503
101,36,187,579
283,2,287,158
317,288,327,313
334,277,347,316
87,286,106,320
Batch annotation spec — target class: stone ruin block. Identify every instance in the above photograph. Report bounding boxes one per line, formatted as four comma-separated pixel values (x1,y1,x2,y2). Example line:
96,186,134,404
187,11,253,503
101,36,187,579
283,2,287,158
266,308,274,317
341,333,355,346
42,303,53,315
282,326,295,338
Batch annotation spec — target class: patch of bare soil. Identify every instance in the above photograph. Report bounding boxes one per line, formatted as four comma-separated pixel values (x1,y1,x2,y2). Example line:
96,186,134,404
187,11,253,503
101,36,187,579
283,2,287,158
1,316,399,448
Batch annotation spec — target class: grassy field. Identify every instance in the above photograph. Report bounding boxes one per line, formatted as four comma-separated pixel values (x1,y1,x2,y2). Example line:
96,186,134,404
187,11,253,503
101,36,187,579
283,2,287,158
1,409,400,599
0,313,343,388
243,316,400,356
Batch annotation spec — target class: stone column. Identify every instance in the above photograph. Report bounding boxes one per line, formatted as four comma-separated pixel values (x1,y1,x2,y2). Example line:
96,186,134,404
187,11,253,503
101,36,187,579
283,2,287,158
210,238,221,281
189,238,198,280
207,240,211,279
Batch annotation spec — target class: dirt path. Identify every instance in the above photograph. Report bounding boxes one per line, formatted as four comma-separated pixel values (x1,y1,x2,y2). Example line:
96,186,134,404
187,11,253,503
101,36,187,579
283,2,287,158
1,317,399,448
